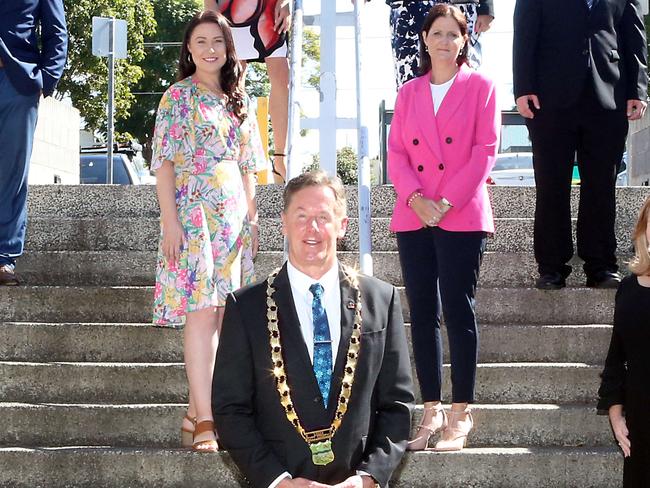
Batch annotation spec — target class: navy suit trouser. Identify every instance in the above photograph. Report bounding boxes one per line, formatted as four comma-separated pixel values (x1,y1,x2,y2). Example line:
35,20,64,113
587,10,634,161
0,69,39,266
396,227,486,403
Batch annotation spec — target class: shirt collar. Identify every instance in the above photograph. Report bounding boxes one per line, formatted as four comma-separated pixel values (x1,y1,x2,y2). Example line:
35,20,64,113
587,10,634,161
287,259,340,301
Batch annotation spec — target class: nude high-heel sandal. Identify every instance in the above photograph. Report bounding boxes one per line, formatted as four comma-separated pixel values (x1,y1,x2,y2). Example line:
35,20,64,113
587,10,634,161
407,404,448,451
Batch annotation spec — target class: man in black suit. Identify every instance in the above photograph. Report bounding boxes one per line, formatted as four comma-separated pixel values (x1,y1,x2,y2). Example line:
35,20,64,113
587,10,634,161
513,0,648,289
212,171,414,488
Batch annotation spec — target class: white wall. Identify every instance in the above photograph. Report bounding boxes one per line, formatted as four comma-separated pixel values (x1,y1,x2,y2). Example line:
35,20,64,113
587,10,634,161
29,97,80,184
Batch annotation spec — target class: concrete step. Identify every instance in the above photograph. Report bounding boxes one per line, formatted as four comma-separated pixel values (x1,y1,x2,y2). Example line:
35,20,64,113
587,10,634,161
0,445,622,487
1,403,612,448
22,216,641,253
26,183,650,220
0,362,601,405
0,286,616,324
0,322,612,365
14,250,631,288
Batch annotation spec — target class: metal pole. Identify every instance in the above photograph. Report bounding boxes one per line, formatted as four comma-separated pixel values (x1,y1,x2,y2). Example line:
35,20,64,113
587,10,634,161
106,17,115,184
354,0,373,276
286,0,303,181
319,0,337,176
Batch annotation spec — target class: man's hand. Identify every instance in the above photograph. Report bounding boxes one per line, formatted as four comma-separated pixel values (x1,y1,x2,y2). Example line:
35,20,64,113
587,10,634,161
331,475,377,488
277,478,331,488
626,99,647,120
474,15,494,34
516,94,540,119
609,405,631,457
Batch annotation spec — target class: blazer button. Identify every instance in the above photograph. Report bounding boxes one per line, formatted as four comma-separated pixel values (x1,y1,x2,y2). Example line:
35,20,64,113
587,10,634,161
417,165,424,172
438,163,445,170
413,138,419,145
314,396,321,403
582,49,589,55
445,137,453,144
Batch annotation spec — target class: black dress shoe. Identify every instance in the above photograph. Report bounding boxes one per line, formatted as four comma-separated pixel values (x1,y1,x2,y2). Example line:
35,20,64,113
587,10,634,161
535,272,566,290
586,271,621,289
0,264,19,286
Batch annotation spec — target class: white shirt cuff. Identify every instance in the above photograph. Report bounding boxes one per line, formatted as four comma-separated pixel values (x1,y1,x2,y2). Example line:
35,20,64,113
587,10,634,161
268,472,291,488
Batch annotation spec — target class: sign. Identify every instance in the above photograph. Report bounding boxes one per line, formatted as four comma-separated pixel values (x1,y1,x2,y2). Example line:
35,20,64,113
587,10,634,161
92,17,128,59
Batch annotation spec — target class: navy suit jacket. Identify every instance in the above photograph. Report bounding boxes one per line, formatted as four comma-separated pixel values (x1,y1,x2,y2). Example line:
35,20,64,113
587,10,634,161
0,0,68,96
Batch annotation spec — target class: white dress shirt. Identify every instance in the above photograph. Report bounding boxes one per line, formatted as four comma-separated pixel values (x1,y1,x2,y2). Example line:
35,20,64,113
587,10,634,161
286,259,341,367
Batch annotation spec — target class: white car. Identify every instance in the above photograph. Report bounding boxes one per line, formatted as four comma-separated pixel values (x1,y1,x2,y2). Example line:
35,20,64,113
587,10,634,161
489,152,535,186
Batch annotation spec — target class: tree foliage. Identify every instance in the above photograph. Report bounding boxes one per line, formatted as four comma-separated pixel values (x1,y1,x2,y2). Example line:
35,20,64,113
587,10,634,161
117,0,202,153
307,146,358,185
59,0,156,134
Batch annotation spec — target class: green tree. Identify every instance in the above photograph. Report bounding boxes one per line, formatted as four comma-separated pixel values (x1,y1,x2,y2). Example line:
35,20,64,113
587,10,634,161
307,146,358,185
59,0,156,135
117,0,201,155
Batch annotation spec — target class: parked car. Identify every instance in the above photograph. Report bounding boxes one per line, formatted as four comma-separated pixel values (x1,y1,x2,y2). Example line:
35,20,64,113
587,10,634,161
488,152,534,186
80,144,154,185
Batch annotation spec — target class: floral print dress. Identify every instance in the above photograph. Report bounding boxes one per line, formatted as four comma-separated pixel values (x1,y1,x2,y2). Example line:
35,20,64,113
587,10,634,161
151,76,265,328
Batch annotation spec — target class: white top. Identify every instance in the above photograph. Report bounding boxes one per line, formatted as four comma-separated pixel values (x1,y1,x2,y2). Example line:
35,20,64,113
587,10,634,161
430,73,457,114
286,259,341,367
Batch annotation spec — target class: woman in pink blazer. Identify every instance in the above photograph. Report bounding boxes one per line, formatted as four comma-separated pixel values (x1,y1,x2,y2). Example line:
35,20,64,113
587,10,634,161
388,4,499,452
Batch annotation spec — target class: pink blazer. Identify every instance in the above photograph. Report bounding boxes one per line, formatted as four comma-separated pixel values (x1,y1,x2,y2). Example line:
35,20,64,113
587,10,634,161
388,64,500,233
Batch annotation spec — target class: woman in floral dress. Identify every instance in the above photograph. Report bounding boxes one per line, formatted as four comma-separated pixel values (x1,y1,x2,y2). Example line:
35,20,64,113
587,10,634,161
151,10,265,452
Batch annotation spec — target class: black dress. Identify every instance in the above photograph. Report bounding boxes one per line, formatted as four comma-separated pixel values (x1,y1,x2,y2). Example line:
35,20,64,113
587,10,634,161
597,275,650,488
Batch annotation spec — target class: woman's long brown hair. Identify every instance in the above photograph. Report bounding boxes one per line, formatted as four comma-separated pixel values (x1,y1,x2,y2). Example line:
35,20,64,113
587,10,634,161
178,10,247,121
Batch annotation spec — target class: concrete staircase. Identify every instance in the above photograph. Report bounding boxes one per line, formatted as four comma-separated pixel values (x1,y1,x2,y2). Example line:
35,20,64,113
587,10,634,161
1,185,648,487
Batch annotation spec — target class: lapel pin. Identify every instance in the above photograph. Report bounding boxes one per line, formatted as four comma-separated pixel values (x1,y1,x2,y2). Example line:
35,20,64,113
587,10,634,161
346,300,356,309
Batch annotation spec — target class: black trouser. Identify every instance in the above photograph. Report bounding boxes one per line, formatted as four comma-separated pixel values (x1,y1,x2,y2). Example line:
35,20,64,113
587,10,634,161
396,227,486,403
526,81,628,278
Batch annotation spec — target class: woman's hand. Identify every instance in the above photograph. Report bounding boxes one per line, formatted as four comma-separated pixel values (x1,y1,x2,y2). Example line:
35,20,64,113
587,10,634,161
250,221,259,259
274,0,291,35
161,217,185,264
609,405,631,457
410,195,449,227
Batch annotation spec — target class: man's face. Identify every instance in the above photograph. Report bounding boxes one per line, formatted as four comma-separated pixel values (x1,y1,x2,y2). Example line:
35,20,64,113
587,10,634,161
282,185,348,279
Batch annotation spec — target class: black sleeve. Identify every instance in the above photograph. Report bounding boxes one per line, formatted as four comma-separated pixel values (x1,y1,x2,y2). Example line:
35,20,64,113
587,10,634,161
620,0,648,101
596,288,627,415
212,293,287,488
357,287,415,487
477,0,495,17
512,0,542,99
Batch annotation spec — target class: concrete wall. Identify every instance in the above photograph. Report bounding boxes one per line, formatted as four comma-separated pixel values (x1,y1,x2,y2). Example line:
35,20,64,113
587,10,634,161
627,115,650,186
29,97,80,185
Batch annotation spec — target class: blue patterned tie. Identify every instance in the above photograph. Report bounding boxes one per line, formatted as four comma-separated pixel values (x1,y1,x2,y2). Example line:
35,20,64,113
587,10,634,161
310,283,332,408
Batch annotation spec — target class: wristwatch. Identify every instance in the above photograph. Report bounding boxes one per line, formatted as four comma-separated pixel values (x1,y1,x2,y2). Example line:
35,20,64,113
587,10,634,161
440,197,453,208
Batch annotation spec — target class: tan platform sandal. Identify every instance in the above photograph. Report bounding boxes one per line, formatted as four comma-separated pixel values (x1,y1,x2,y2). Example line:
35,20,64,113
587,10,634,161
181,415,195,448
192,419,218,453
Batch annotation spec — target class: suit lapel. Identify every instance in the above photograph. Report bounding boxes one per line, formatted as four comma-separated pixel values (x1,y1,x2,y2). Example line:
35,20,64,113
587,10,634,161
414,73,444,162
435,64,472,134
272,265,325,408
327,266,356,412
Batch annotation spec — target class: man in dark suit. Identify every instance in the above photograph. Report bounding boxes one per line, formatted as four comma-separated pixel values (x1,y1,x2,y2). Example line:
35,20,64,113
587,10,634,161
0,0,68,285
513,0,648,289
213,171,414,488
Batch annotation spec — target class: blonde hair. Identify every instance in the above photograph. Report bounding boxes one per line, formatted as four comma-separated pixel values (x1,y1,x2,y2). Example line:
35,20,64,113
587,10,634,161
628,196,650,276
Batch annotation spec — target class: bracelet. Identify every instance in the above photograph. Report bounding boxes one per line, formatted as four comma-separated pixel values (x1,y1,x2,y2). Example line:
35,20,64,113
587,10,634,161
249,221,259,227
406,190,423,208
